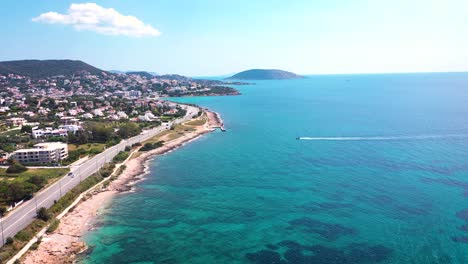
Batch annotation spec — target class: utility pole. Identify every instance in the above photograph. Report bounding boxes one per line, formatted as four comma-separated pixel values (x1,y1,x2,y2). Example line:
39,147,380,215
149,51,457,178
35,196,38,212
0,216,4,246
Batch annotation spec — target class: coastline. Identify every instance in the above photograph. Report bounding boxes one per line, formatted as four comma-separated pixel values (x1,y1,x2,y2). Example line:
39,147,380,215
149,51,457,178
21,110,223,264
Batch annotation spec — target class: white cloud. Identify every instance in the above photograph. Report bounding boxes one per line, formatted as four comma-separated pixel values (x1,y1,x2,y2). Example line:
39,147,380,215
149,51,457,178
32,3,160,37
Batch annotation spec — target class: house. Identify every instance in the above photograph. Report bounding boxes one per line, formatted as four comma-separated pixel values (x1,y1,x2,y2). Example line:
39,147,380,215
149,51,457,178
59,125,81,133
60,117,80,125
32,128,68,138
6,117,26,127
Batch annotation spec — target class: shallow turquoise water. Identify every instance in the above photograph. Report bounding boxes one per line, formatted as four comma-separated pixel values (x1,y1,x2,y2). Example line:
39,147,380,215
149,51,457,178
84,73,468,263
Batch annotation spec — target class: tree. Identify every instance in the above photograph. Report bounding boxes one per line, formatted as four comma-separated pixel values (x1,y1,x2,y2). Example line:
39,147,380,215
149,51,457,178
6,163,27,173
28,175,47,187
0,206,6,217
117,123,141,139
1,144,15,153
68,130,89,145
87,123,113,143
20,125,32,134
37,207,51,221
6,182,27,202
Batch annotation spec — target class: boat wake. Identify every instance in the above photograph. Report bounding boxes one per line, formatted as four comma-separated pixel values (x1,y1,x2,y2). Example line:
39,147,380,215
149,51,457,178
297,134,468,141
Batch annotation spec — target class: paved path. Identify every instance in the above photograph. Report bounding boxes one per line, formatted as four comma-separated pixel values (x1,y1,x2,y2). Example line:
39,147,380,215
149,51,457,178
0,106,199,246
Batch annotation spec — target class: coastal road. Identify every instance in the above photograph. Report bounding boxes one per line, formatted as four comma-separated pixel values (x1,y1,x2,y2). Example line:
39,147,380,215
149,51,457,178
0,106,199,246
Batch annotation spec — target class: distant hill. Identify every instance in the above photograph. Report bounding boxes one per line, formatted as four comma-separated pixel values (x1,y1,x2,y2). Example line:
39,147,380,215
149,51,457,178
0,60,105,78
126,71,156,78
158,74,192,82
226,69,303,80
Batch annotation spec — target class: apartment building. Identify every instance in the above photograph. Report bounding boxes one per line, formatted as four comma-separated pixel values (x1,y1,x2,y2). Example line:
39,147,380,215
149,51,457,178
12,142,68,164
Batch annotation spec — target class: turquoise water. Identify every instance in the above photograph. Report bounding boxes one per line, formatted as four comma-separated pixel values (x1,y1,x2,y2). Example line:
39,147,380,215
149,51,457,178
84,73,468,263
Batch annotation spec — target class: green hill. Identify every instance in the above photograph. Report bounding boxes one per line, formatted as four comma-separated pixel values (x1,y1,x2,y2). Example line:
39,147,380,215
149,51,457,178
126,71,156,78
0,60,105,78
226,69,303,80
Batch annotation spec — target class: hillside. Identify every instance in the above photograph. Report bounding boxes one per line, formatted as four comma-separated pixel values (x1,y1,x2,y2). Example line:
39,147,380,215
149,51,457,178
226,69,303,80
0,60,105,78
126,71,156,78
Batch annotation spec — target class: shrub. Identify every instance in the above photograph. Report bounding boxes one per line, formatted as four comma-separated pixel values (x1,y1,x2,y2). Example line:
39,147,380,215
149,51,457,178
30,241,39,250
47,219,60,233
5,237,14,245
36,207,51,221
88,148,102,155
124,146,131,152
113,151,129,163
140,141,164,151
0,206,6,217
15,230,32,242
6,163,27,173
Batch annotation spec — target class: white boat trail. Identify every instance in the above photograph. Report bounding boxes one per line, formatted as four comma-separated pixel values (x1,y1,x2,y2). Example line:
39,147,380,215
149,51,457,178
297,134,468,141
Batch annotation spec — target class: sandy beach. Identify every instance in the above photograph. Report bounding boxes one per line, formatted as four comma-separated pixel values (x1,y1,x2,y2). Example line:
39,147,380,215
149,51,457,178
22,110,222,264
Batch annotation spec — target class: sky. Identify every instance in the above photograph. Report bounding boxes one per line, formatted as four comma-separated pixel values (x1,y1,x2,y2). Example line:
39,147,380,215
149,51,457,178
0,0,467,76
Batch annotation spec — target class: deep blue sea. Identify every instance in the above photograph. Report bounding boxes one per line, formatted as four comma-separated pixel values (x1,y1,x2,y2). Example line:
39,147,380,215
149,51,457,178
84,73,468,263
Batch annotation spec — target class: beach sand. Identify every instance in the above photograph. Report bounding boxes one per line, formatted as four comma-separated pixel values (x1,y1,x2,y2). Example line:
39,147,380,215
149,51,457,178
22,111,222,264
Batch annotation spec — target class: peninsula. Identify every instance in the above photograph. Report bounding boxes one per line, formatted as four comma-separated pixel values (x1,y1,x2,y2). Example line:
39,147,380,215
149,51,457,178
226,69,304,80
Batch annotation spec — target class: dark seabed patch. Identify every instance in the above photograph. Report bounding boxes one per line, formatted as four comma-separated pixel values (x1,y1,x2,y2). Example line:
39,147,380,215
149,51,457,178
246,240,392,264
455,209,468,221
266,244,279,250
243,210,257,217
453,208,468,233
355,193,431,219
288,217,356,240
245,250,285,264
451,236,468,244
299,201,353,211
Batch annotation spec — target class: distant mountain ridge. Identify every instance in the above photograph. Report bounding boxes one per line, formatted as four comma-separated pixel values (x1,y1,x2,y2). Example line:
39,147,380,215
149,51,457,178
125,71,156,78
0,60,105,78
226,69,303,80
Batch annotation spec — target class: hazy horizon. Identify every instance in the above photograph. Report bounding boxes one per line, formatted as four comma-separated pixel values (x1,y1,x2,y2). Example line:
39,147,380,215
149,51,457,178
1,0,467,76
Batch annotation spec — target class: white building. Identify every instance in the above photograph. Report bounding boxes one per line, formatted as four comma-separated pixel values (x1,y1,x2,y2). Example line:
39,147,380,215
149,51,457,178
117,111,128,119
32,128,68,139
12,142,68,164
82,113,94,119
59,124,81,133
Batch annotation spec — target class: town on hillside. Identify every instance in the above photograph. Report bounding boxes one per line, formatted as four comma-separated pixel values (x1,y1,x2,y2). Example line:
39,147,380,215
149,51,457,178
0,69,240,167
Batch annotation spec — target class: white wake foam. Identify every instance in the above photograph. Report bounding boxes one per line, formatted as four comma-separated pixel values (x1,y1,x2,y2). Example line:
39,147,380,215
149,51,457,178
298,134,468,141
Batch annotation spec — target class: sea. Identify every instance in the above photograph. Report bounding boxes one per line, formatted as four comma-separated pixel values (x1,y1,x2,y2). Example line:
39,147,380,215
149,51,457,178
83,73,468,263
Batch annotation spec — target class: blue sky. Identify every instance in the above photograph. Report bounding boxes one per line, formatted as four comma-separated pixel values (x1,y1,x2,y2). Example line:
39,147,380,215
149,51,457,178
0,0,467,76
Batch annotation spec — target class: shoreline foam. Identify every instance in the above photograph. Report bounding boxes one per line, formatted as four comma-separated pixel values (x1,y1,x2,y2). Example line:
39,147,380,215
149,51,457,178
22,110,221,264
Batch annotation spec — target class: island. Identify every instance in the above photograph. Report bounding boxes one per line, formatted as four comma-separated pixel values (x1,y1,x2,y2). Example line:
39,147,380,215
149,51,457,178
226,69,304,80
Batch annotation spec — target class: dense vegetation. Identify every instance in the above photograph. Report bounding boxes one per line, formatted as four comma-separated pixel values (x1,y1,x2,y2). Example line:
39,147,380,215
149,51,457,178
0,168,69,206
140,141,164,151
112,151,129,163
0,60,105,78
